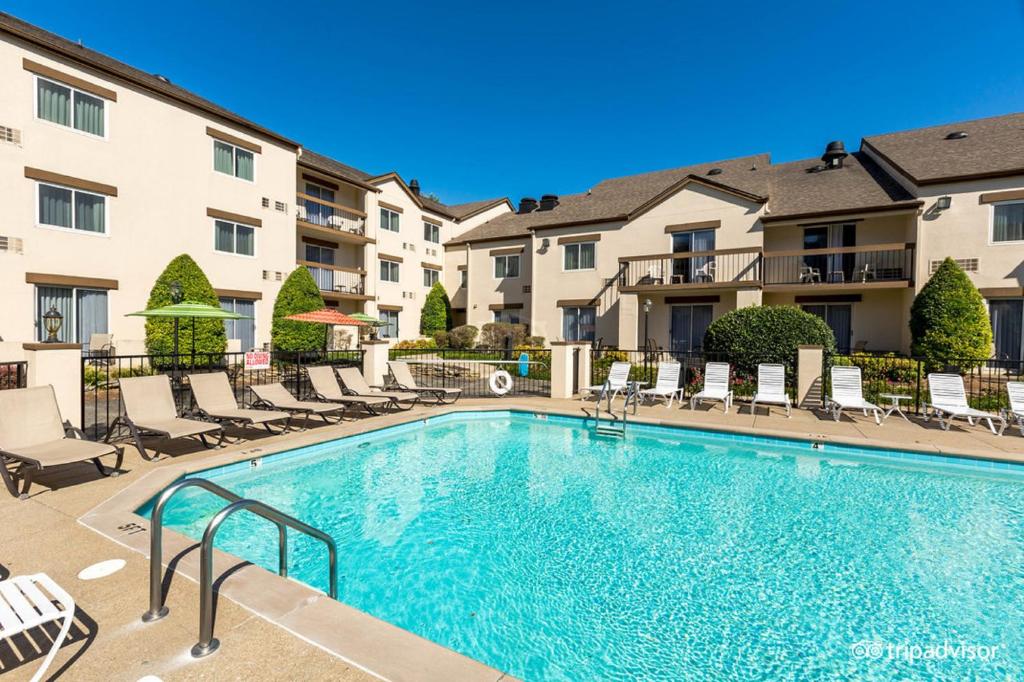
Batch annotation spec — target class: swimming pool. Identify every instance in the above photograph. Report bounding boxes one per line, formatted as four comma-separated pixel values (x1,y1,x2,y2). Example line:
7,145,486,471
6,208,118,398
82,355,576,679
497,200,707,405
142,411,1024,681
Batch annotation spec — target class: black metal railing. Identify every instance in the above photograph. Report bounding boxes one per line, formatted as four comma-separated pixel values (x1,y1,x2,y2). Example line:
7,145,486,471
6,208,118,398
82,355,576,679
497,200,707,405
296,193,366,235
388,347,551,397
304,265,366,295
618,248,762,290
82,349,363,440
763,244,914,286
0,361,27,390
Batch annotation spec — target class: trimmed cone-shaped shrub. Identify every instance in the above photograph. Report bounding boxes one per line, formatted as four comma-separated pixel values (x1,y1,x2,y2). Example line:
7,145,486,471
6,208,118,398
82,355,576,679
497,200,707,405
144,254,226,356
449,325,478,349
910,257,992,367
420,282,452,336
271,267,326,351
703,305,835,375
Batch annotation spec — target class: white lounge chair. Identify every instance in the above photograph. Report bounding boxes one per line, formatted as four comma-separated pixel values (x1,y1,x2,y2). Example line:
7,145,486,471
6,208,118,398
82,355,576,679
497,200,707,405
580,361,631,402
0,573,76,682
1005,381,1024,436
925,373,1006,435
639,361,684,408
826,366,882,424
751,363,791,417
690,362,733,413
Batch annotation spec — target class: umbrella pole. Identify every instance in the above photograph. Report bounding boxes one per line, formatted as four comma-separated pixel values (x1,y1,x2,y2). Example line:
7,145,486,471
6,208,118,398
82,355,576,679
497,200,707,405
323,324,329,352
173,317,179,377
191,317,196,369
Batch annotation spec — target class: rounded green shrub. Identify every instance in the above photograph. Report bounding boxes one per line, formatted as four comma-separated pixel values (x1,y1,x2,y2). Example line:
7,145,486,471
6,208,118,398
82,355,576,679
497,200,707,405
271,267,326,352
144,254,226,357
910,257,992,368
420,282,452,335
480,322,527,348
703,305,835,375
448,325,479,349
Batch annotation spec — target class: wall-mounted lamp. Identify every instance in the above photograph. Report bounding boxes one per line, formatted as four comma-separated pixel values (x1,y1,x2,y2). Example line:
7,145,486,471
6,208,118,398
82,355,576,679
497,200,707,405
169,280,184,303
643,298,653,313
541,238,550,249
936,196,952,211
42,306,64,343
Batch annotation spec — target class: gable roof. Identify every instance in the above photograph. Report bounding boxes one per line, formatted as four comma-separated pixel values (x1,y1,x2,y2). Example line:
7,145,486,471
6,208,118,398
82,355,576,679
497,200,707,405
0,12,298,149
446,197,515,221
862,112,1024,185
298,150,378,191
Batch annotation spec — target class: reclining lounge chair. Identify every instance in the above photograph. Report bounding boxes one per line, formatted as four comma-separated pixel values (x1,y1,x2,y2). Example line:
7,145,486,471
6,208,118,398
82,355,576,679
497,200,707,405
250,383,346,428
188,372,291,434
387,361,462,404
926,373,1006,435
689,362,733,413
306,366,393,415
336,366,420,411
826,365,882,425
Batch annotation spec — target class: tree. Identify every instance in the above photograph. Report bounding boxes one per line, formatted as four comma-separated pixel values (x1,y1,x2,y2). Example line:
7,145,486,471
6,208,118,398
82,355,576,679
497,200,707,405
910,257,992,367
144,254,225,356
420,282,452,335
703,305,835,375
272,267,326,351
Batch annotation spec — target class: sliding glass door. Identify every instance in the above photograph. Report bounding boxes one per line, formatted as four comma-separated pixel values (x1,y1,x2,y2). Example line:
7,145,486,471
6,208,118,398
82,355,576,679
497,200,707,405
802,304,852,353
990,299,1024,361
670,305,713,352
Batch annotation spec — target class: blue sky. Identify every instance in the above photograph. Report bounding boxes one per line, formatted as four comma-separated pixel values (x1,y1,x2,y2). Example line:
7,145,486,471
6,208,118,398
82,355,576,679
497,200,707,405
8,1,1024,204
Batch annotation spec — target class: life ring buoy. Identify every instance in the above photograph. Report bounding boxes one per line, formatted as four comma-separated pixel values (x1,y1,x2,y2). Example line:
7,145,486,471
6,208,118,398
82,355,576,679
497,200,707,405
489,369,513,396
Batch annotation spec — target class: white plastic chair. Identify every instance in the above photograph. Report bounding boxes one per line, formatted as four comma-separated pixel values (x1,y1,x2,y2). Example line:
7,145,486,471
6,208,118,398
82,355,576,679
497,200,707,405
826,366,882,425
690,362,733,413
799,265,821,284
925,373,1005,434
328,214,345,229
639,361,684,408
694,261,716,283
296,204,308,222
0,573,76,682
580,361,631,403
751,363,791,417
1005,381,1024,435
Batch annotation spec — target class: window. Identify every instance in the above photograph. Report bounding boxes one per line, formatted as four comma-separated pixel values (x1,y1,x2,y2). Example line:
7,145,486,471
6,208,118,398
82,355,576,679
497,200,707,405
802,224,855,283
37,183,106,234
423,268,440,287
993,203,1024,243
303,182,335,226
493,309,520,324
424,222,440,243
670,229,715,283
36,77,106,137
562,306,596,342
305,244,336,291
379,310,399,338
220,297,256,351
460,270,468,288
802,304,853,354
990,299,1024,361
380,207,400,232
494,254,521,278
214,219,255,256
563,242,596,271
213,140,254,181
380,259,400,282
670,305,713,352
35,285,108,347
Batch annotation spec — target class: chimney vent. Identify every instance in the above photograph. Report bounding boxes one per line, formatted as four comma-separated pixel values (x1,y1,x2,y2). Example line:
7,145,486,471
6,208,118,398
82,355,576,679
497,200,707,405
945,131,968,140
821,140,848,169
538,194,559,211
518,197,538,214
409,178,421,196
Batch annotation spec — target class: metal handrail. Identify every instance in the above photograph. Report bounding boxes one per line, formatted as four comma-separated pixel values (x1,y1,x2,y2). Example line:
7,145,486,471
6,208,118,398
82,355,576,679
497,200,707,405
141,478,338,658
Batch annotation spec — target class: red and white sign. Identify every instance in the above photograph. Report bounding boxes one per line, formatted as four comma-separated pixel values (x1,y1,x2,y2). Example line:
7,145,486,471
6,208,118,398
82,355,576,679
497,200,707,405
244,351,271,371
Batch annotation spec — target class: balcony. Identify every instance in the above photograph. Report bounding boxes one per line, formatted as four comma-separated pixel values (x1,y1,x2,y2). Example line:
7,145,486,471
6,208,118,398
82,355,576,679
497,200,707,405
762,243,914,292
296,194,373,245
618,248,762,292
301,263,371,301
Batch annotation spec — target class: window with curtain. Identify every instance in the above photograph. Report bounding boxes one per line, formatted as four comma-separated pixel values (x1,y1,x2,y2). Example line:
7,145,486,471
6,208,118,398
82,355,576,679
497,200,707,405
34,286,108,345
563,242,596,271
424,222,441,243
380,259,400,282
802,304,853,353
493,309,521,324
423,268,440,287
380,208,400,232
562,306,596,342
37,183,106,234
670,305,713,352
213,140,255,181
993,203,1024,243
494,254,520,278
671,229,715,282
37,77,106,136
219,297,256,351
213,219,255,256
378,310,399,338
305,182,336,226
990,299,1024,361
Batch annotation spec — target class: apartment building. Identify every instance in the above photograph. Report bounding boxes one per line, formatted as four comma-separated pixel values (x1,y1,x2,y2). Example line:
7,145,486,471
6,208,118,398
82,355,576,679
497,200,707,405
451,113,1024,358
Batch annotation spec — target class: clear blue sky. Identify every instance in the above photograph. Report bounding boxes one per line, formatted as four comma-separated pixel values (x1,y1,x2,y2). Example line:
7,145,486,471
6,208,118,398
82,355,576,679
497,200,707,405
8,1,1024,204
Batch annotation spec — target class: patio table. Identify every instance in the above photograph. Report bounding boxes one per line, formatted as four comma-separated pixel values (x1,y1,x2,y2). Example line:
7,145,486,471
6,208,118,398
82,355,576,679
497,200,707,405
879,393,913,423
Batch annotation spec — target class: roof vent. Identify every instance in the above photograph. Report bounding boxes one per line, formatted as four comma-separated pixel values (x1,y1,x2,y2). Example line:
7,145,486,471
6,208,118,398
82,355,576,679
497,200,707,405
945,131,968,140
518,197,538,214
409,178,421,196
538,194,559,211
821,140,848,169
707,168,723,176
154,74,171,84
807,164,828,174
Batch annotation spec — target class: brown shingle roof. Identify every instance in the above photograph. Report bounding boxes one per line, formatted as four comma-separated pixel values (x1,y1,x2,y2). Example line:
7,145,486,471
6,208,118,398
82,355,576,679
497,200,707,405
863,112,1024,185
0,11,298,149
298,150,378,191
445,198,514,221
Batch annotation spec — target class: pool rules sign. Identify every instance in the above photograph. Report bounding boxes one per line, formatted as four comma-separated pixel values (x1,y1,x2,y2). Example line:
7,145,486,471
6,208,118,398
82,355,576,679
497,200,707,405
244,351,271,371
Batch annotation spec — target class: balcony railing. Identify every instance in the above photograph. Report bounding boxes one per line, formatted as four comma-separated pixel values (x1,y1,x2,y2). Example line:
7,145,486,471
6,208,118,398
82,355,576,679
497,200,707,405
304,265,366,295
618,248,762,290
296,193,366,236
762,243,914,287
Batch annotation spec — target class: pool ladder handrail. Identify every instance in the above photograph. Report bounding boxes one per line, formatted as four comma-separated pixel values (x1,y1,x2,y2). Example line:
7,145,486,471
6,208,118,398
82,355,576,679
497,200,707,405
141,478,338,658
593,379,636,436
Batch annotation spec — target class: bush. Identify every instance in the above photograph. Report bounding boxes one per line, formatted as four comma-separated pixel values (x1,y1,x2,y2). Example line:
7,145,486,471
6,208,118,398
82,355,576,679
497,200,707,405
420,283,452,336
271,267,326,352
433,330,450,348
393,338,437,350
448,325,478,349
703,305,836,375
480,322,528,348
910,257,992,369
524,336,546,347
144,254,226,356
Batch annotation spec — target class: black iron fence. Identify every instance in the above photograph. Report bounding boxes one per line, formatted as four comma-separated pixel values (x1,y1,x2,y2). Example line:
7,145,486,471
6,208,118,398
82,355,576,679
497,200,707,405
82,350,363,440
388,347,551,397
0,361,27,391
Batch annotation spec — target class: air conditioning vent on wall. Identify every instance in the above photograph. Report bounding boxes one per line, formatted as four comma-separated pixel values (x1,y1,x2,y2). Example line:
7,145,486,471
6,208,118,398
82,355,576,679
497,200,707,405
0,236,24,253
261,197,270,208
931,258,978,274
522,285,532,294
275,201,287,213
0,126,22,145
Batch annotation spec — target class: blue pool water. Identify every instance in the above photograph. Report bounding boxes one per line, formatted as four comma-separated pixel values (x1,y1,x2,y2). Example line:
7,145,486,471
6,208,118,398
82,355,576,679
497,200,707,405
142,412,1024,681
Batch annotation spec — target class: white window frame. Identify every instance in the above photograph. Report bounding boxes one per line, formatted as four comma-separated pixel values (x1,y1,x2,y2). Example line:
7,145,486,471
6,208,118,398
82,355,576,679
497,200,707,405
424,221,441,243
219,296,258,350
423,267,440,288
493,254,521,279
212,139,257,183
378,310,400,338
34,181,110,237
989,200,1024,245
33,75,110,141
380,258,401,283
562,241,597,272
562,306,596,342
212,218,257,258
33,285,109,343
381,208,401,232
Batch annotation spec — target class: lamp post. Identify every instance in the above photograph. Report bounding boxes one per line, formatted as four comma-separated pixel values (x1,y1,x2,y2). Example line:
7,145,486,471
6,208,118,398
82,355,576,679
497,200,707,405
643,298,653,353
169,280,184,369
42,306,64,343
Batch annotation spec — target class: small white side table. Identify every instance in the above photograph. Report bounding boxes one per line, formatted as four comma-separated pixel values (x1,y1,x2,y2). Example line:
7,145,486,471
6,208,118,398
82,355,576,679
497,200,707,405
879,393,913,422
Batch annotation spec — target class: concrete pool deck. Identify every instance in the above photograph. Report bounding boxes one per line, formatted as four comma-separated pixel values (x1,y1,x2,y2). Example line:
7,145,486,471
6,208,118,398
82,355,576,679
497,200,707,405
3,396,1023,680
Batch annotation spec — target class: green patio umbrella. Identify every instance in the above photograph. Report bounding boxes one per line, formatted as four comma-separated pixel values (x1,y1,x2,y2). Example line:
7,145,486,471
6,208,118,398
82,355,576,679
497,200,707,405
348,312,386,338
126,301,251,367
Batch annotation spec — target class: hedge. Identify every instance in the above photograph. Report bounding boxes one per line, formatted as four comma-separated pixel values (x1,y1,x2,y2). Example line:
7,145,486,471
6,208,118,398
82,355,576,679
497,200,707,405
703,305,835,375
144,254,226,357
420,282,452,335
271,267,326,351
910,257,991,369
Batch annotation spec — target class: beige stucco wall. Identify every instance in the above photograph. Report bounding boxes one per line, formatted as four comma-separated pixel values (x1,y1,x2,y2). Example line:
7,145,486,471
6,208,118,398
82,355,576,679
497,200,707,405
762,213,916,252
464,238,532,331
0,37,297,349
763,289,912,353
